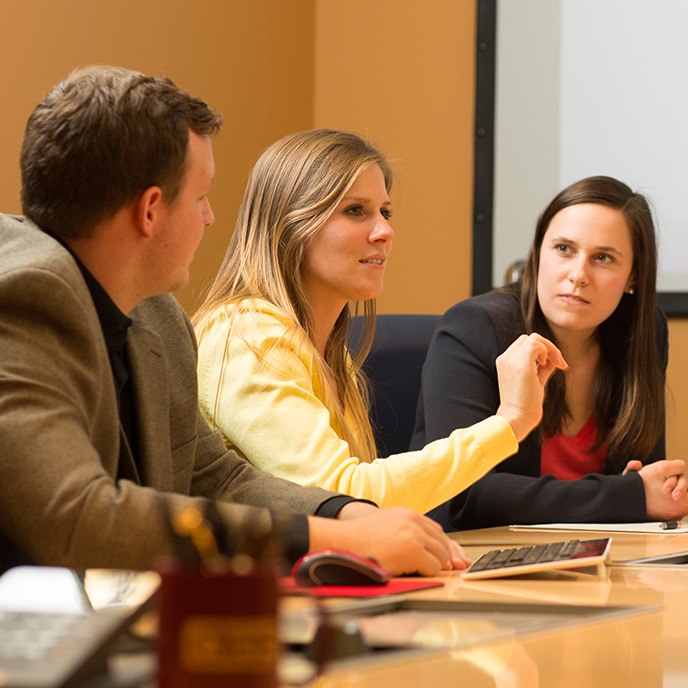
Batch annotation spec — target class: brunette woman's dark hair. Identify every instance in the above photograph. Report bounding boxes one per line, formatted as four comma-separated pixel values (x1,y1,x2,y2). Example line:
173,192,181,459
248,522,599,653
519,175,663,468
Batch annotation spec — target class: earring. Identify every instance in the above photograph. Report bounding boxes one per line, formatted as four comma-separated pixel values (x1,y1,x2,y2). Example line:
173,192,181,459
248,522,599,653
627,287,635,295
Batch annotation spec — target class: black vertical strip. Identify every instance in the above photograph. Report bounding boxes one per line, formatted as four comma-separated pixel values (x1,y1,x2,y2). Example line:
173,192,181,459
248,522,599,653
472,0,497,296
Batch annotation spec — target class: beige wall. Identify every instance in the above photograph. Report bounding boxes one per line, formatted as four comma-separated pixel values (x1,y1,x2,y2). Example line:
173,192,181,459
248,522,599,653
0,0,316,314
314,0,475,313
2,0,687,458
666,320,688,461
314,0,477,315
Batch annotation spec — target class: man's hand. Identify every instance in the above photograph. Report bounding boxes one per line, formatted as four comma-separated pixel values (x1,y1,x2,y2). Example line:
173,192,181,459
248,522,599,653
336,501,379,520
308,506,471,576
626,459,688,520
495,333,568,442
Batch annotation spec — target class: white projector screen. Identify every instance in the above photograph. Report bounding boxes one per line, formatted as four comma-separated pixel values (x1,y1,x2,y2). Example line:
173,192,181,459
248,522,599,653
489,0,688,311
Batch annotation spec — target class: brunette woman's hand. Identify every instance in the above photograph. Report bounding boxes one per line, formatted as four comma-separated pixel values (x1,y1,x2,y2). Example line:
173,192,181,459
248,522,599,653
495,333,568,442
622,459,643,475
637,459,688,520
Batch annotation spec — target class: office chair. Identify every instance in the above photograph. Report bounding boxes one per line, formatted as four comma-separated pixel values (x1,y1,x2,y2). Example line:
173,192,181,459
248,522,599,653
349,314,440,457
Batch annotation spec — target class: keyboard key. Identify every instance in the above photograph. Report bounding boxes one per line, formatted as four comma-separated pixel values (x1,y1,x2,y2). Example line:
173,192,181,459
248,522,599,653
490,549,517,566
521,544,548,564
537,542,565,562
468,550,502,572
559,540,581,558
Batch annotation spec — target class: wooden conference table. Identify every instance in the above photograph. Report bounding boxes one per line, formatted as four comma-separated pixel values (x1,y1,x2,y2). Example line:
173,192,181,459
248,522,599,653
284,526,688,688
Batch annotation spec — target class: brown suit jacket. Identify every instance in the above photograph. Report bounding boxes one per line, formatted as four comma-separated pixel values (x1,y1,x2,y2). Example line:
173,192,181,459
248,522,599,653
0,214,338,570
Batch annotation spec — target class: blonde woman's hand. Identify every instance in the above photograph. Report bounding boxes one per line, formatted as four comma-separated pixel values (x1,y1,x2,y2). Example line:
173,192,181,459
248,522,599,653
495,333,568,442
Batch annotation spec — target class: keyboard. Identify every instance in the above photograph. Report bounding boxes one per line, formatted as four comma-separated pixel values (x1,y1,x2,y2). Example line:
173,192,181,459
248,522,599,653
461,537,612,580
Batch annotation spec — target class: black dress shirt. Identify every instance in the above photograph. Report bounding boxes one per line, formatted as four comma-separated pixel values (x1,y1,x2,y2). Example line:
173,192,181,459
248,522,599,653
45,233,137,474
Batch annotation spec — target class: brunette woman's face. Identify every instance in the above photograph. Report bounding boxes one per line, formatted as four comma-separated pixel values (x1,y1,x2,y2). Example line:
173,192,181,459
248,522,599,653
300,164,394,318
536,203,635,340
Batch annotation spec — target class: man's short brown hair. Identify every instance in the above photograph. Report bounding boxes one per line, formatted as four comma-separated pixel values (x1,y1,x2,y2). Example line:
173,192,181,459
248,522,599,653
20,66,223,239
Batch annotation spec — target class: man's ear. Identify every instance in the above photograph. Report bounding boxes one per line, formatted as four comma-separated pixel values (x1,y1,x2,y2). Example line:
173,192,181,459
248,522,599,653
133,186,164,238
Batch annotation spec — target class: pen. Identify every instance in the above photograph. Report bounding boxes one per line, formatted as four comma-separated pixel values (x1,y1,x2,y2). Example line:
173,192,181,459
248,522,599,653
659,520,686,530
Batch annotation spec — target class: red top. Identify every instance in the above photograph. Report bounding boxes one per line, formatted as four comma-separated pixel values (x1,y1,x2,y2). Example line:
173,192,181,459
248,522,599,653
540,415,607,480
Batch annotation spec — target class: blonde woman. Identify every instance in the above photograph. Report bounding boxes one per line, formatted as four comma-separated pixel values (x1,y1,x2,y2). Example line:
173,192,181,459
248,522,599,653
193,129,566,513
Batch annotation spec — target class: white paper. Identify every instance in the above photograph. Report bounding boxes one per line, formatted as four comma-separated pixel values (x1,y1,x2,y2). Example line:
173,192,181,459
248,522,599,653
510,522,688,534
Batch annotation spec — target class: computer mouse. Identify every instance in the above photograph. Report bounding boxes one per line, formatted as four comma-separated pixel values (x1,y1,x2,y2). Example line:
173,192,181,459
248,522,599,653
291,549,392,586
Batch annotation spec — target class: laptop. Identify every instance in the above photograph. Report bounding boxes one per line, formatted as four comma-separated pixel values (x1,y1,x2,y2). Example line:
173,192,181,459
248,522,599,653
0,566,160,688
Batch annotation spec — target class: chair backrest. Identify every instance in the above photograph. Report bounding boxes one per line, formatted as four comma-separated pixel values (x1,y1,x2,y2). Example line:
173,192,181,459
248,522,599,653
349,314,440,457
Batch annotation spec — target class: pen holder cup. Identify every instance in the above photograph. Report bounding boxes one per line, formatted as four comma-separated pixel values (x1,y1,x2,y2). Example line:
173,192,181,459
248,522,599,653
156,558,280,688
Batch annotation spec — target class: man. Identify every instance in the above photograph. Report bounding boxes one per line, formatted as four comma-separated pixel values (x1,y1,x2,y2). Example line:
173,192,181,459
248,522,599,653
0,66,563,574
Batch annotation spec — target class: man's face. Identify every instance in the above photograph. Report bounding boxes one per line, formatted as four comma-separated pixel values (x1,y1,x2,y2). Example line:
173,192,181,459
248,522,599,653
154,131,215,294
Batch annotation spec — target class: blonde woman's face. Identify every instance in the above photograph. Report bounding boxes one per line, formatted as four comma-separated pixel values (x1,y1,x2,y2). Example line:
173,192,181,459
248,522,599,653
300,164,394,319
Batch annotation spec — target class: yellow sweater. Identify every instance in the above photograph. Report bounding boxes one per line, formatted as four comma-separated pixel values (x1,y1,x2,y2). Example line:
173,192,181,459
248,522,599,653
196,299,518,513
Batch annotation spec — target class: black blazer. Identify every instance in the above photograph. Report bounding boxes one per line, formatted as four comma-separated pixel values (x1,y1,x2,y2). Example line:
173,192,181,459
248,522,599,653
411,287,668,531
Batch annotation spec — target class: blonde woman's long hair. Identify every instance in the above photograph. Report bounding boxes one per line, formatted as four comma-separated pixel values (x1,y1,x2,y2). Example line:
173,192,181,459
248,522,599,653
193,129,395,463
